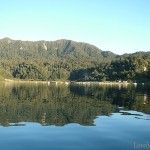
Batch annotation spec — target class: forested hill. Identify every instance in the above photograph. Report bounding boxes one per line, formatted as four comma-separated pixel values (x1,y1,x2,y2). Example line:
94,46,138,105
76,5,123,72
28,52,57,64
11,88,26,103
0,38,116,80
0,38,116,60
0,38,150,82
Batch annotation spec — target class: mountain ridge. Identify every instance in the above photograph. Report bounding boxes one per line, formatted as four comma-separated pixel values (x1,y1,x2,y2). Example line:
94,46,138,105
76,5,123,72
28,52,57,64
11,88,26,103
0,37,117,55
1,37,149,56
0,37,117,61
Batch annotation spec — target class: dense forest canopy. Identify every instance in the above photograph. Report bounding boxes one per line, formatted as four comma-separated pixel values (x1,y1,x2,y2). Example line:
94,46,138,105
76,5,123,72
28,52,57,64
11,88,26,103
0,38,150,82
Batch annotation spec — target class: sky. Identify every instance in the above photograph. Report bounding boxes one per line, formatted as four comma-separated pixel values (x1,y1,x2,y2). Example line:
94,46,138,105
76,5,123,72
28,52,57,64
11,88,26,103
0,0,150,54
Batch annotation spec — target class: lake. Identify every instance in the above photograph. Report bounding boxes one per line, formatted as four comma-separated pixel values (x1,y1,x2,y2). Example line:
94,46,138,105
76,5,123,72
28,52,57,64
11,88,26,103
0,82,150,150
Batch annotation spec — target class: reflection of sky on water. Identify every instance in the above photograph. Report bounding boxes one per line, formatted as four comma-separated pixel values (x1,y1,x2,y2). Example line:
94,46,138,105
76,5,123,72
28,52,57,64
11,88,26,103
0,110,149,150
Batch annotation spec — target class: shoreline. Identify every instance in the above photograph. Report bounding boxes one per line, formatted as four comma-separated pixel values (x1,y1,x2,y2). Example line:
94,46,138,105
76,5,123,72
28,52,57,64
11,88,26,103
3,78,149,85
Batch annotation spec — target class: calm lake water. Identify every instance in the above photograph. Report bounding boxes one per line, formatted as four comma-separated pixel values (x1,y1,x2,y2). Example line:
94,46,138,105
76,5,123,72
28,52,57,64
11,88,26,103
0,82,150,150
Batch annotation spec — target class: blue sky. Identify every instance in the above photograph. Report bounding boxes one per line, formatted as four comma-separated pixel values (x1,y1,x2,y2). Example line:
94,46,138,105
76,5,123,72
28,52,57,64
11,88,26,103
0,0,150,54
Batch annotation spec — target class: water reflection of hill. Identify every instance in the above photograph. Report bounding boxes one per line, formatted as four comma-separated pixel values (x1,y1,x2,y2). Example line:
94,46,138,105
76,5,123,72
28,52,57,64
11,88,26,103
0,83,150,127
0,83,115,127
70,84,150,114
